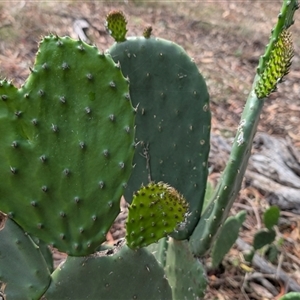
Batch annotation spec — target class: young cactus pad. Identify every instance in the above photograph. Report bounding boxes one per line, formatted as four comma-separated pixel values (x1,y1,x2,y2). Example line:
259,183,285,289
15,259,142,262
0,35,135,256
108,17,211,240
105,10,127,42
126,182,189,249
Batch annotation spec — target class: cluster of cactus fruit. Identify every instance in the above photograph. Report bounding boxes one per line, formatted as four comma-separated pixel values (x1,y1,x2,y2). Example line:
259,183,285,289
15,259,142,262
0,1,298,299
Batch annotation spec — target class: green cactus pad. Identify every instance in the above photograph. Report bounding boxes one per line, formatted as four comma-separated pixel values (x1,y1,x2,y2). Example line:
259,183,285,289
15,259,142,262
31,236,54,273
0,213,51,300
255,29,294,98
147,236,168,267
211,210,246,267
165,238,207,299
109,36,210,240
263,206,280,230
43,243,172,299
126,182,189,249
0,35,135,256
105,10,127,42
253,228,276,250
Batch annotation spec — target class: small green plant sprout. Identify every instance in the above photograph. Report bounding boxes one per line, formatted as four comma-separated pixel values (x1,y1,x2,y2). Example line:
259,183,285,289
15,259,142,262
244,206,281,263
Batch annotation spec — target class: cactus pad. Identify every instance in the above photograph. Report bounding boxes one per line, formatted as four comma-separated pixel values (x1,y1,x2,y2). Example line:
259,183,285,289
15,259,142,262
43,243,172,299
0,35,135,256
126,182,188,249
109,34,210,240
147,236,168,267
211,210,246,267
0,213,51,299
165,238,207,299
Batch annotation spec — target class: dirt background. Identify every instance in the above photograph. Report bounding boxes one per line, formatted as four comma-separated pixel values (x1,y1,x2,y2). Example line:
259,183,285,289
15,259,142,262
0,1,299,299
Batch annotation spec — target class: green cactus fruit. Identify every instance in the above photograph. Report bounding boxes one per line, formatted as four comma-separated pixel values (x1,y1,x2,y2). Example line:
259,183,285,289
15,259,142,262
126,182,189,249
0,35,135,256
109,29,210,240
165,238,207,299
43,243,172,300
255,29,294,98
211,210,246,268
0,213,51,300
105,10,127,42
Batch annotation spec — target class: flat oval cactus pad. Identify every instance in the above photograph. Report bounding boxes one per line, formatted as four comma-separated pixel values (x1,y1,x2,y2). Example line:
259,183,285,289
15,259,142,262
126,182,189,249
0,35,135,256
109,36,210,239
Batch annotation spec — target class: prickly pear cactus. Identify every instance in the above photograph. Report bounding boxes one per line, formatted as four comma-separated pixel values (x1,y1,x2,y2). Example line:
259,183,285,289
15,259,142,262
0,35,135,256
107,12,211,240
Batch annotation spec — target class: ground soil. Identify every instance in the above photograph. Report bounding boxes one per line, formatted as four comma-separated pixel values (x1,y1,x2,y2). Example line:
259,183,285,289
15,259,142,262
0,1,299,299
